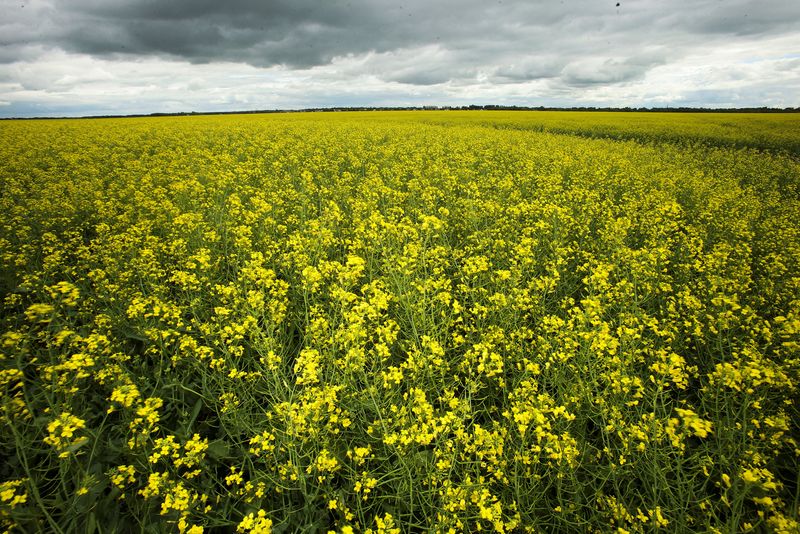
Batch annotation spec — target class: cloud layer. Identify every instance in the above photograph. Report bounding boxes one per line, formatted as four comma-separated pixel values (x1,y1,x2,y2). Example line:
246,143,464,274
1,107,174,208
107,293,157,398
2,0,799,116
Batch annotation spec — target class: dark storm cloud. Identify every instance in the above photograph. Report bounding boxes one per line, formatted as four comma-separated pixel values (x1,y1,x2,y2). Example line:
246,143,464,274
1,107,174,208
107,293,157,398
42,0,416,68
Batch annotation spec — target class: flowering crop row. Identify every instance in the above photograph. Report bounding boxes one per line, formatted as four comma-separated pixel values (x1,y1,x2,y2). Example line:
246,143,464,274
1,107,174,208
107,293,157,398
0,111,798,532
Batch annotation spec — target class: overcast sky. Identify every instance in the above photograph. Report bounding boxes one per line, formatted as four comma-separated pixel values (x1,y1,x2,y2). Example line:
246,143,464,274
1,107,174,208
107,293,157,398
1,0,799,117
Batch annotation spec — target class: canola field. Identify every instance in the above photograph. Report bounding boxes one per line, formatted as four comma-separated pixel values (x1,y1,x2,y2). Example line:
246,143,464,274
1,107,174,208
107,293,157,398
1,111,799,533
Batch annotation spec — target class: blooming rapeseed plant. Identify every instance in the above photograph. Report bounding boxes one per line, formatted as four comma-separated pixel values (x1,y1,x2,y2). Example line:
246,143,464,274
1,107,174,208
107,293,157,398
1,111,798,532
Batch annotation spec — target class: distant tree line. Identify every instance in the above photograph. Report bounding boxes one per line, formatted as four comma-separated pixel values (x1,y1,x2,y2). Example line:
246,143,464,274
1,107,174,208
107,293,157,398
5,105,798,120
456,105,799,113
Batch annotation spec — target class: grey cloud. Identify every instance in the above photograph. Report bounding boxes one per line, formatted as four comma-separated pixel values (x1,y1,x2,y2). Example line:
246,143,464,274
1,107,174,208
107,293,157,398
561,50,669,86
0,44,43,64
492,57,564,83
561,59,647,86
390,71,453,86
681,1,800,36
776,58,800,72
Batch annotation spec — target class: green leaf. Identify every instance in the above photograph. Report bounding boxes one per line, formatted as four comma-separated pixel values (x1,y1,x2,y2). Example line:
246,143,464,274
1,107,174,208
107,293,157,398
207,439,230,460
187,397,203,433
87,512,97,534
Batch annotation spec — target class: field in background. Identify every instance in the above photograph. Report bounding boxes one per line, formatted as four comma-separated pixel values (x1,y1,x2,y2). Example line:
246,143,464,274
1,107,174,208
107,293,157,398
418,110,800,156
1,112,799,533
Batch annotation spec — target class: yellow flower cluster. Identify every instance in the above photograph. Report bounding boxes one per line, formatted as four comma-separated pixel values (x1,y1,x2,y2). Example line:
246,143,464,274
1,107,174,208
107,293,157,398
43,411,87,458
237,510,273,534
0,479,27,507
0,479,28,533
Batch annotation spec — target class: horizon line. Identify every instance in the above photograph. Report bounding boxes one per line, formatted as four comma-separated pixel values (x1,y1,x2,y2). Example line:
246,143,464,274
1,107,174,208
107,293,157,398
3,104,799,121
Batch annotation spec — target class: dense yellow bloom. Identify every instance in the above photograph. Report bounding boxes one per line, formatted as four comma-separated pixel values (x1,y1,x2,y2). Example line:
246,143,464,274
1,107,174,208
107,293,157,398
674,408,713,438
48,281,80,306
110,384,141,408
24,303,55,322
294,348,322,386
237,510,273,534
44,411,87,457
249,430,276,456
1,110,798,534
309,449,340,481
365,513,400,534
109,465,136,489
0,479,27,507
